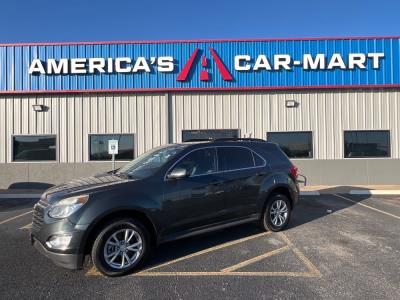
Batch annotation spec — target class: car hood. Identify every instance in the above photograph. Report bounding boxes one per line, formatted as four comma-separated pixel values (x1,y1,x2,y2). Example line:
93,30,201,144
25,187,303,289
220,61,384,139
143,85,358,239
42,173,130,201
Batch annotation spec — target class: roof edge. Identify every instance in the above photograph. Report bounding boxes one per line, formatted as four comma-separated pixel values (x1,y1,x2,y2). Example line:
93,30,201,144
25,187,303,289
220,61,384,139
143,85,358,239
0,35,399,47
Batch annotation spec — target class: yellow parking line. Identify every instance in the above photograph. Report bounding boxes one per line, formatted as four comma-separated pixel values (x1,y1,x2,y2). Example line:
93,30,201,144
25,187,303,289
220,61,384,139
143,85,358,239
86,231,322,279
0,210,33,226
19,223,32,230
291,247,322,277
86,231,273,277
220,245,290,272
334,194,400,220
139,231,271,273
86,267,101,277
135,271,318,277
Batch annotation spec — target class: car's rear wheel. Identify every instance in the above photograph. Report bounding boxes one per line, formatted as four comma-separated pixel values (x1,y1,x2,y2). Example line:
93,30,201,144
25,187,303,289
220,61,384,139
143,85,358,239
91,218,149,277
261,194,291,232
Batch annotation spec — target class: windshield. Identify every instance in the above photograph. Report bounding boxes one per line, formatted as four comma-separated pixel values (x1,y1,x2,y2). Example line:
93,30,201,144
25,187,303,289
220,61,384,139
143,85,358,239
117,144,186,179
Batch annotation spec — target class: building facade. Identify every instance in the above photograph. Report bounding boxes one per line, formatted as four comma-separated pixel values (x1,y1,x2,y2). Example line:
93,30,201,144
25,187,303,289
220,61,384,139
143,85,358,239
0,37,399,188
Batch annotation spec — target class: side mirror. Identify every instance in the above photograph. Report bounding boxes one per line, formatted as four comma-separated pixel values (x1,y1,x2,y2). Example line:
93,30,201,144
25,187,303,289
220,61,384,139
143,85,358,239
167,167,189,180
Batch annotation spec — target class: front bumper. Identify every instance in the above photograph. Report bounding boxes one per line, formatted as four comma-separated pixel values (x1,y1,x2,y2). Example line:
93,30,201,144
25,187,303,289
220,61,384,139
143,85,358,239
30,198,87,270
31,236,83,270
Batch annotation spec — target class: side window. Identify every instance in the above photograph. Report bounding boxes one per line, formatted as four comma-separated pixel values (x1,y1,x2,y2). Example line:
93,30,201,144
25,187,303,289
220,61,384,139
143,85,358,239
173,148,217,176
217,147,254,171
252,152,265,167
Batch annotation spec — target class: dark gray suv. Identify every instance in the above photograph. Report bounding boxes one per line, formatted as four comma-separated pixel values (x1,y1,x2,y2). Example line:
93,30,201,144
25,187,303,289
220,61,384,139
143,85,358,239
31,139,299,276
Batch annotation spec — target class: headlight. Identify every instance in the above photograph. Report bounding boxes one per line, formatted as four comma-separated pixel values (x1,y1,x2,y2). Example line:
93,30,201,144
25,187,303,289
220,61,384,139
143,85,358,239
48,195,89,219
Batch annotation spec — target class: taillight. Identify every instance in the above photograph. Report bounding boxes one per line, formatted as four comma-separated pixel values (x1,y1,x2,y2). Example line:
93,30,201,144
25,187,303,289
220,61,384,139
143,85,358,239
290,166,298,179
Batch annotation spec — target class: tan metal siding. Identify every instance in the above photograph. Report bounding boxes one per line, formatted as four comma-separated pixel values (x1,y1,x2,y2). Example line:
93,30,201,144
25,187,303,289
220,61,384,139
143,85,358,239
0,89,399,163
0,93,168,163
171,89,400,159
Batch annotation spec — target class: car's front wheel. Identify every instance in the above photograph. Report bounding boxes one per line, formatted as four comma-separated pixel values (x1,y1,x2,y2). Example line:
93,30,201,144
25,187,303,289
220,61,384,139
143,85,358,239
261,194,291,232
91,218,149,277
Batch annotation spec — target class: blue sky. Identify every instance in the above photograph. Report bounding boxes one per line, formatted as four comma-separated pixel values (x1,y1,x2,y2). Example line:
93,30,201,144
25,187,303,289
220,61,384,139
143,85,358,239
0,0,399,43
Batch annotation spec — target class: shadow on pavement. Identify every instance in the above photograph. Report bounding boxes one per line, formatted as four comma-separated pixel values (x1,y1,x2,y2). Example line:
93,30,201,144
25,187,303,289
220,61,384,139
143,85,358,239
0,198,39,212
142,186,372,270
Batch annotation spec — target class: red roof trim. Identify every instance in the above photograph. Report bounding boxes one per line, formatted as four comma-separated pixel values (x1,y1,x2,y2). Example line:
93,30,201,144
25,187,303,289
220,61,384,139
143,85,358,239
1,84,399,95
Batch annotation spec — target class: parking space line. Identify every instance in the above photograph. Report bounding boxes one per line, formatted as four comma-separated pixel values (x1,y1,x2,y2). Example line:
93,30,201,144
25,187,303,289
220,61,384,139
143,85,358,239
333,194,400,220
86,231,322,278
19,223,32,230
220,245,290,272
0,210,33,226
139,231,272,273
135,271,318,277
291,247,322,277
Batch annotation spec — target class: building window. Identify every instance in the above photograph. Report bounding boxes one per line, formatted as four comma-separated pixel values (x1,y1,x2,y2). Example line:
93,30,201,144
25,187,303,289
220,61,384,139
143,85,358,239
89,134,134,161
182,129,240,142
267,131,313,158
344,130,390,158
13,135,57,161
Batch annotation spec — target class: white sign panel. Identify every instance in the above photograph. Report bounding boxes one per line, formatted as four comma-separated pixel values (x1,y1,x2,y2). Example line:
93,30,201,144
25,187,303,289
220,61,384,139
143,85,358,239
108,140,119,155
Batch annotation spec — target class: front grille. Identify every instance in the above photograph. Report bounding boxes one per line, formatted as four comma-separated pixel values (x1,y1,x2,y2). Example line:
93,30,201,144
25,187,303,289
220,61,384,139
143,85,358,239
31,200,48,233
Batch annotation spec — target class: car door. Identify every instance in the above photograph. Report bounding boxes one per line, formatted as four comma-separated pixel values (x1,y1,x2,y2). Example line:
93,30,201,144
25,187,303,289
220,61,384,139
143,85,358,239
215,146,265,219
161,147,228,238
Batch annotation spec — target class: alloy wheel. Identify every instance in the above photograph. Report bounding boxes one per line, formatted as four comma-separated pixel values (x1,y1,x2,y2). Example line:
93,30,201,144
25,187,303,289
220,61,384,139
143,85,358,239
103,228,143,269
269,199,288,227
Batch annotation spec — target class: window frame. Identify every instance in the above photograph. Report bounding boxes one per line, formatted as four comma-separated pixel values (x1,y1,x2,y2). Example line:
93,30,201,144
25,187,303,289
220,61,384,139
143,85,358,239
164,146,266,180
181,129,241,142
266,131,314,159
343,130,391,159
88,133,135,162
11,134,58,163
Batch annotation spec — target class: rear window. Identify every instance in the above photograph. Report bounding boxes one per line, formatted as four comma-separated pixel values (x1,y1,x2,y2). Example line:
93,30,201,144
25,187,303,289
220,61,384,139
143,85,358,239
217,147,254,171
253,152,265,167
254,143,292,169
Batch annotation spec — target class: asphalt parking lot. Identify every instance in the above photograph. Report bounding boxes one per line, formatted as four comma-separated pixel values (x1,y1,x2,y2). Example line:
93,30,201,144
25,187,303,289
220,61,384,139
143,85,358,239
0,194,399,299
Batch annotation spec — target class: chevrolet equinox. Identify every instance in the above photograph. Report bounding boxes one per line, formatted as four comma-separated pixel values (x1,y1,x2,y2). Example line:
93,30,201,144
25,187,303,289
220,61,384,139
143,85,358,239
31,139,299,276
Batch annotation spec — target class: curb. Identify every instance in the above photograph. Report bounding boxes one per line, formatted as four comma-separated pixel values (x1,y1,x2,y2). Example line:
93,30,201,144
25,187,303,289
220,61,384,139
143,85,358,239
0,194,42,199
300,191,321,196
349,190,400,195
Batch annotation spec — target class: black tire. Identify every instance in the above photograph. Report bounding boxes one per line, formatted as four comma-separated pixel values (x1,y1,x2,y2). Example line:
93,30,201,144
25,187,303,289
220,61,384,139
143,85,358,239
260,194,292,232
91,218,150,277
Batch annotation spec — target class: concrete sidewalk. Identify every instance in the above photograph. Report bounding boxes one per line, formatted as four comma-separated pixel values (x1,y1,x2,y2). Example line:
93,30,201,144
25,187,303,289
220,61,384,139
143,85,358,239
300,185,400,196
1,185,400,199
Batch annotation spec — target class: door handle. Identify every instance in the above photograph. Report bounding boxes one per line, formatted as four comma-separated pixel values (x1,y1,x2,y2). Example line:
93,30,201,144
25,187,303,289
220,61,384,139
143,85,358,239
256,171,266,176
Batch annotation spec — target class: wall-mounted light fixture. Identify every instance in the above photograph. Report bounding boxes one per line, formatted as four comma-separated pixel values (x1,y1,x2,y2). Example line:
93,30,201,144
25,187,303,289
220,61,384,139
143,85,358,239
32,104,46,112
285,100,298,108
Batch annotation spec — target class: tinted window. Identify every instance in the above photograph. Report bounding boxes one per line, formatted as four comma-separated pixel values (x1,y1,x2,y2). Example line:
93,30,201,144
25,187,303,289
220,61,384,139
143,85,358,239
182,129,239,142
267,132,313,158
253,152,265,167
173,148,217,176
344,131,390,158
13,135,56,161
218,147,254,171
90,135,134,161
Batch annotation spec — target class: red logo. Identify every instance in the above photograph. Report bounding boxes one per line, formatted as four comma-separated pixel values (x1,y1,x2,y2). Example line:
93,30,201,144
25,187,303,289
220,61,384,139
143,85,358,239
177,48,233,82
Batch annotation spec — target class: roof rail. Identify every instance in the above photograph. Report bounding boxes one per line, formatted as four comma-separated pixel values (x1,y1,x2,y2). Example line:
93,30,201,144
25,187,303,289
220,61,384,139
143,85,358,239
183,137,267,143
212,138,267,142
183,138,213,142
